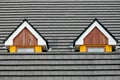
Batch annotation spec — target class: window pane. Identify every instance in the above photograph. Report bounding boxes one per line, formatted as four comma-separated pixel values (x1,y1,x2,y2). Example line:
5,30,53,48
88,48,104,52
17,48,34,53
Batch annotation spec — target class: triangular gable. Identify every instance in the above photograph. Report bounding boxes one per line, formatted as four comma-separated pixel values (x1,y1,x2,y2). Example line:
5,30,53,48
75,19,117,47
4,19,48,50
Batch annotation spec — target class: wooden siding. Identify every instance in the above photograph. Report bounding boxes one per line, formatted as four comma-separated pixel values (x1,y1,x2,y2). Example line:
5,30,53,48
84,27,108,45
13,28,38,47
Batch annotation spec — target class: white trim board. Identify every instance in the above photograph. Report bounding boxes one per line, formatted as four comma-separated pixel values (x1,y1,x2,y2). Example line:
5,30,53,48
75,20,117,46
4,20,48,50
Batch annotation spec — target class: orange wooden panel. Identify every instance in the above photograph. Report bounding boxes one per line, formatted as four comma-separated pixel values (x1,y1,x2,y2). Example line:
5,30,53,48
13,28,38,47
84,27,108,45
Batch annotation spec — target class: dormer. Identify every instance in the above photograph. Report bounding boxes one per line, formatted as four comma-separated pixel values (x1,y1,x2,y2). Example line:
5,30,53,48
4,19,48,53
74,19,117,52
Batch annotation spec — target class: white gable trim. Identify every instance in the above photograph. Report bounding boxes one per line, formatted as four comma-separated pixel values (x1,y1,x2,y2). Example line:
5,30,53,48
5,20,47,48
75,20,117,46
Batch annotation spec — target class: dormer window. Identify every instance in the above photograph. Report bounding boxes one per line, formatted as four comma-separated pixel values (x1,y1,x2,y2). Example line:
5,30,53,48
17,48,34,53
87,48,104,52
4,19,48,53
74,19,117,52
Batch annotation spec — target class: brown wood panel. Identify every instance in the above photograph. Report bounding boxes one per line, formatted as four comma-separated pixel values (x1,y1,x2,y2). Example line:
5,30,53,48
13,28,38,47
84,27,108,45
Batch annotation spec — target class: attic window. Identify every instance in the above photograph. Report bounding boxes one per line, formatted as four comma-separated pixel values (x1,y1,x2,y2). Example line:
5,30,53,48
87,48,104,52
4,19,48,53
17,48,34,53
74,19,117,53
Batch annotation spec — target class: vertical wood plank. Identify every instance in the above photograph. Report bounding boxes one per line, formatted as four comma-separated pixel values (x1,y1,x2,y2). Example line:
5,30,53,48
13,28,38,47
84,27,108,45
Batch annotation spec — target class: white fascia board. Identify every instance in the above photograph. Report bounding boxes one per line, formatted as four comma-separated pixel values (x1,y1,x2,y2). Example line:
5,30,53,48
5,21,47,46
75,21,117,46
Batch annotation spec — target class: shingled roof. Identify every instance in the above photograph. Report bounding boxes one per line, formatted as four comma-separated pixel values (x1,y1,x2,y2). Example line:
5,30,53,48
0,0,120,80
4,19,48,51
74,18,117,50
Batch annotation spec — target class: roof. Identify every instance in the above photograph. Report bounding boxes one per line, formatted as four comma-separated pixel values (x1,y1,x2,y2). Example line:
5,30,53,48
0,0,120,52
4,19,48,50
0,0,120,79
0,52,119,80
74,19,117,49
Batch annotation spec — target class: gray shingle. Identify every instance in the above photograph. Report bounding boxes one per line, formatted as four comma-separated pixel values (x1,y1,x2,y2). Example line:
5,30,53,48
0,0,120,79
0,0,120,51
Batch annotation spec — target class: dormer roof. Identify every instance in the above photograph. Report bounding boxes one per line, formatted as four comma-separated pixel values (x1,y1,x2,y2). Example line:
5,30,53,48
4,19,48,50
74,19,117,49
